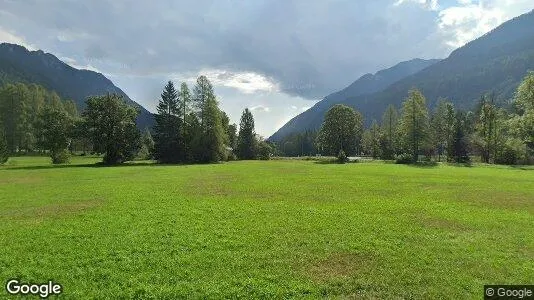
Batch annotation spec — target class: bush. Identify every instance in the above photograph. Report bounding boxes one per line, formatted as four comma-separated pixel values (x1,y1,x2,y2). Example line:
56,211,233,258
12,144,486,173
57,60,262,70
226,151,237,161
51,149,70,164
495,138,527,165
0,133,8,165
395,153,413,164
337,150,348,164
136,144,152,160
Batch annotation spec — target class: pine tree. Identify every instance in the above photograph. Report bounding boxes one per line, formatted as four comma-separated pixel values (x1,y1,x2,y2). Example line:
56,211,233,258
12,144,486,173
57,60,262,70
237,108,257,159
399,89,429,162
154,81,182,163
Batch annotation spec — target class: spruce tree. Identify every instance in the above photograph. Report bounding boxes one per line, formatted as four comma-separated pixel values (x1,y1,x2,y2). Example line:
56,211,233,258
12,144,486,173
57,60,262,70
237,108,257,159
154,81,182,163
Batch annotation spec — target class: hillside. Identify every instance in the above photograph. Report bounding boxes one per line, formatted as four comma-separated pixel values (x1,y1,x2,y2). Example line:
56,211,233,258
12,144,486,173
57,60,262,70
271,9,534,141
0,43,154,129
269,58,440,140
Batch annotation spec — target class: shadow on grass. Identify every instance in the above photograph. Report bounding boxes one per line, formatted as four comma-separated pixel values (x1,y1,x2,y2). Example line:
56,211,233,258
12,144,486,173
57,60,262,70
509,165,534,170
0,160,231,171
401,161,440,168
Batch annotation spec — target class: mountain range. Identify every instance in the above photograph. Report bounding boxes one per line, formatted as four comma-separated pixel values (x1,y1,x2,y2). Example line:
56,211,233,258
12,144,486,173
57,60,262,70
0,43,154,129
270,9,534,141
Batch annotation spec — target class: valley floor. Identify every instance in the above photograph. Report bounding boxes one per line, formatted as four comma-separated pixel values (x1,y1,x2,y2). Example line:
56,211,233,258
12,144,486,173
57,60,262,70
0,157,533,298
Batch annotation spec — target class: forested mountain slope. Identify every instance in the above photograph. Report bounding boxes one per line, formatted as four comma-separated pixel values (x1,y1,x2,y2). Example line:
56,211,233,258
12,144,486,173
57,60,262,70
271,9,534,141
0,43,154,129
269,58,440,140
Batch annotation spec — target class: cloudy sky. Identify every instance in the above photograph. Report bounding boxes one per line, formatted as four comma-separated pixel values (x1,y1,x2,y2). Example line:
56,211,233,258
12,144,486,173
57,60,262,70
0,0,533,136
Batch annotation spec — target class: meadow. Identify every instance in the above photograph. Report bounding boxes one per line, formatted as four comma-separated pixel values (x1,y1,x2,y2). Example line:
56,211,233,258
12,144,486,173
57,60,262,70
0,156,533,299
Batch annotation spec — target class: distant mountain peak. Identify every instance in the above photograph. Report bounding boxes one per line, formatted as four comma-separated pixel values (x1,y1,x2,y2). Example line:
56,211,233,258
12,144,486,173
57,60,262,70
270,8,534,141
0,42,154,129
269,58,440,141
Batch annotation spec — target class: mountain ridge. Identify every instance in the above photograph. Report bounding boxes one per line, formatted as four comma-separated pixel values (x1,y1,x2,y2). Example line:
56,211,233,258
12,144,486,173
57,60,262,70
269,58,440,141
270,9,534,141
0,42,154,129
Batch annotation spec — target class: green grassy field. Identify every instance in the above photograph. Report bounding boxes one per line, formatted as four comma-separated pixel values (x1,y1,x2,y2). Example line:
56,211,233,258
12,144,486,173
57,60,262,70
0,157,533,299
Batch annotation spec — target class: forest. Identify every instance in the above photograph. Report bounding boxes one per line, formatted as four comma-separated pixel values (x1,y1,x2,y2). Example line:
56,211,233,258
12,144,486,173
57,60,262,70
277,71,534,165
0,76,274,165
0,72,533,166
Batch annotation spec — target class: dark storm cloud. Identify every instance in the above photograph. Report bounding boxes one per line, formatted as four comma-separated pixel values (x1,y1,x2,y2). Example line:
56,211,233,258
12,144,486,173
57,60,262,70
0,0,445,99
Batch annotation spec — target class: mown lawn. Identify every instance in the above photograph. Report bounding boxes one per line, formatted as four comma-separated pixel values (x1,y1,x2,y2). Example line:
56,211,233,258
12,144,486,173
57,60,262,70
0,157,533,299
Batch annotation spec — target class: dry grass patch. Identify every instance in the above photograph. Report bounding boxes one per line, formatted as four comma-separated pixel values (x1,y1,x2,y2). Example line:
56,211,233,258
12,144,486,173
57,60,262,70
0,175,43,185
418,215,472,232
0,198,105,220
306,252,377,283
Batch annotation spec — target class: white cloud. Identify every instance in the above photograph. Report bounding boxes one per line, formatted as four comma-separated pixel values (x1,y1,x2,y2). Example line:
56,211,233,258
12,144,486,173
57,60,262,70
0,26,35,50
394,0,440,11
437,0,533,48
179,69,280,94
60,56,101,72
250,105,271,113
437,1,504,47
301,106,311,111
56,29,93,42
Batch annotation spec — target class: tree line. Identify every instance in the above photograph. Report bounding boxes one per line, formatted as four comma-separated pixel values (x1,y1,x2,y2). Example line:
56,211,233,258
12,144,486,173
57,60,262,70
0,76,274,165
151,77,273,164
276,72,534,165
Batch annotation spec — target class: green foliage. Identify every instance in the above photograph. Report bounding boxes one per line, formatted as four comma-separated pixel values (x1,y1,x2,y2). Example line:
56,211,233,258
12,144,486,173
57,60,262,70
514,71,534,148
199,96,226,163
0,43,154,129
431,99,455,162
362,120,382,158
495,137,527,165
139,129,155,160
256,139,273,160
83,94,140,165
399,89,429,162
50,148,70,164
380,104,399,159
277,130,318,157
36,106,73,164
450,111,471,163
395,153,413,164
337,149,348,163
317,104,363,156
237,108,257,159
154,81,183,163
0,131,8,164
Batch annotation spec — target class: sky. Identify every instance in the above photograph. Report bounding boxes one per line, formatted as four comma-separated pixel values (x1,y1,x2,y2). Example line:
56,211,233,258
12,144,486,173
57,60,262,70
0,0,533,136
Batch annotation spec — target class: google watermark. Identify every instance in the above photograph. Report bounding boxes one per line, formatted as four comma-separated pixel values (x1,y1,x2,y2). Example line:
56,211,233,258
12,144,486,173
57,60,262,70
5,279,62,298
485,285,533,299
